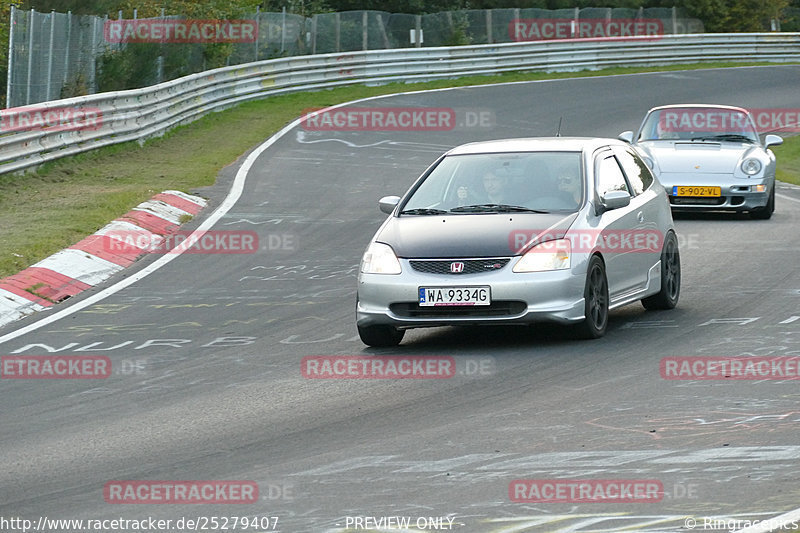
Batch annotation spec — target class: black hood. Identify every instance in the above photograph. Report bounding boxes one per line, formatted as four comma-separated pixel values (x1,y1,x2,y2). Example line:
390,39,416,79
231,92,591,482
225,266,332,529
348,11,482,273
376,212,579,258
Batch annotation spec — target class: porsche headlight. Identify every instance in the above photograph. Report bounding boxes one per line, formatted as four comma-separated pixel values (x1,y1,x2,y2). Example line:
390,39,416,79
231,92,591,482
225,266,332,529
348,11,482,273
741,158,762,176
513,239,571,273
360,242,401,274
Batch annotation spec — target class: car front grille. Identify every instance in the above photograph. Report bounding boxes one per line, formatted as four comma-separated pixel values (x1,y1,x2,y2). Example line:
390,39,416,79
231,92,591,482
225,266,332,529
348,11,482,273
670,195,726,206
390,301,526,318
409,258,510,275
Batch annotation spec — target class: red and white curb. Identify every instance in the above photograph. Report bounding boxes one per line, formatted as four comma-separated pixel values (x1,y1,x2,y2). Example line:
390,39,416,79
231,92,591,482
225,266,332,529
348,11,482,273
0,190,206,329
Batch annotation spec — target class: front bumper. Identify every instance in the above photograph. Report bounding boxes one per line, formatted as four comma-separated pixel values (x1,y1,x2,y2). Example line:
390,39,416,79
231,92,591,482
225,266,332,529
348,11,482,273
356,258,587,329
661,175,772,212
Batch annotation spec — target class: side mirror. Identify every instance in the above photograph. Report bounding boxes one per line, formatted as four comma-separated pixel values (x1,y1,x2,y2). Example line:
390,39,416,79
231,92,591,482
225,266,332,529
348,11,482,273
379,195,401,214
600,190,631,211
765,134,783,148
618,131,634,144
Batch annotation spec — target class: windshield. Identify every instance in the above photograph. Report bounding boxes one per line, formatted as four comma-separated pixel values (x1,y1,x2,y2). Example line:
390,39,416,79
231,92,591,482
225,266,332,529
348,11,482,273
401,152,584,214
638,107,759,143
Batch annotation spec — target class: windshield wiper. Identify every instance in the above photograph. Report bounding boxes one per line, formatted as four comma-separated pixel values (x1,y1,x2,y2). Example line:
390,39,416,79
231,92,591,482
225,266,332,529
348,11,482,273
449,204,550,214
691,134,755,143
399,208,449,215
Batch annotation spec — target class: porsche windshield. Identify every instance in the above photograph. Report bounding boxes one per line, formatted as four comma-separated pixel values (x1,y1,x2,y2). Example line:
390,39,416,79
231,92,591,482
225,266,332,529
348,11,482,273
401,152,584,214
638,107,759,143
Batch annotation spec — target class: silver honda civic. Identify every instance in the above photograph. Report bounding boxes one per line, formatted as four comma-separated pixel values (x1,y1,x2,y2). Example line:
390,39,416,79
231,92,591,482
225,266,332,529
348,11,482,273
356,137,680,347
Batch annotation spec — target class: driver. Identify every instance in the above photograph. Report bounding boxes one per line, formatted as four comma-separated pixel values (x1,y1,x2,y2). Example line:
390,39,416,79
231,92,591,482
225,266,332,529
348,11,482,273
556,167,582,206
481,170,509,204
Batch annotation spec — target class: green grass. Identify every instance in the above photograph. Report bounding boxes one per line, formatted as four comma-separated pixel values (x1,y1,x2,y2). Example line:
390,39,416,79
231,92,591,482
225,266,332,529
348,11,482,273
774,134,800,186
1,60,798,278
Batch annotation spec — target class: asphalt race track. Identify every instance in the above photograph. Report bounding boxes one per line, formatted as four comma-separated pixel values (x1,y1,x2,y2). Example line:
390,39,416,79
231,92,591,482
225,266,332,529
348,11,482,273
2,65,800,533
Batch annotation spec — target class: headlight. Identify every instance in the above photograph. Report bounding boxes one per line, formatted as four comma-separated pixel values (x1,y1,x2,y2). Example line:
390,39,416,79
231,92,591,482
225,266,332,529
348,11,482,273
513,239,571,273
741,158,762,176
360,242,401,274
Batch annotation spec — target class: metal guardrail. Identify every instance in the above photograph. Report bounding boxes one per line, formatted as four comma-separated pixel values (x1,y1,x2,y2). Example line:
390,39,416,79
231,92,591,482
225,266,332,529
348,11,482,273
1,32,799,176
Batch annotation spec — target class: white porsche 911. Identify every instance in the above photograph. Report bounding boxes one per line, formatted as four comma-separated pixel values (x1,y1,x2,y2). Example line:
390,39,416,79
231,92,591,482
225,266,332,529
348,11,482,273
619,104,783,219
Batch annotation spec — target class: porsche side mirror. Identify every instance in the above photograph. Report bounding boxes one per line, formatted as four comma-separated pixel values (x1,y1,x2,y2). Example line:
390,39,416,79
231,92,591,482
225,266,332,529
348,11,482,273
618,131,634,144
765,134,783,148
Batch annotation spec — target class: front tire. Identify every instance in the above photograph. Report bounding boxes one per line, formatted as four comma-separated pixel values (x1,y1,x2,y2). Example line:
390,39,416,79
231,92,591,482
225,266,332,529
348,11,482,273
750,185,775,220
642,231,680,310
358,324,405,347
574,256,608,339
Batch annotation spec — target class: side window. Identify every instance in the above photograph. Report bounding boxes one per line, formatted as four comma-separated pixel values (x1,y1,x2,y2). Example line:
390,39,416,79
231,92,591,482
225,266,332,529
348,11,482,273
596,154,631,198
616,147,654,195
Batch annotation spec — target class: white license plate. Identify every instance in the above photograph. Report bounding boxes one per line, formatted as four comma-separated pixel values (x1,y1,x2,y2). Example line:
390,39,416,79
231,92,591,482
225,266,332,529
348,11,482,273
418,286,491,307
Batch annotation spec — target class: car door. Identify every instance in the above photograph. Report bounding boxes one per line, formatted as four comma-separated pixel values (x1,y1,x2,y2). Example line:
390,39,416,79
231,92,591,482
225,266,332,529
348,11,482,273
593,149,649,300
614,145,668,281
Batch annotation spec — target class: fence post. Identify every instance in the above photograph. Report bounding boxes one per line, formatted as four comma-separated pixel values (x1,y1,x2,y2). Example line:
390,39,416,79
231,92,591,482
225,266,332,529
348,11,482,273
281,7,286,53
362,11,368,50
156,8,164,83
573,7,579,39
6,5,15,108
46,11,55,101
311,14,317,54
335,12,340,52
486,10,492,44
63,11,72,90
671,6,677,34
415,14,421,48
376,14,389,48
26,8,35,105
89,16,99,94
254,6,259,61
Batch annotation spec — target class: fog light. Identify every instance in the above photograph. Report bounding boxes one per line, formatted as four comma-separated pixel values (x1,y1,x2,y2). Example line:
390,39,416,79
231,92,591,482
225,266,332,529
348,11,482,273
753,184,766,193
